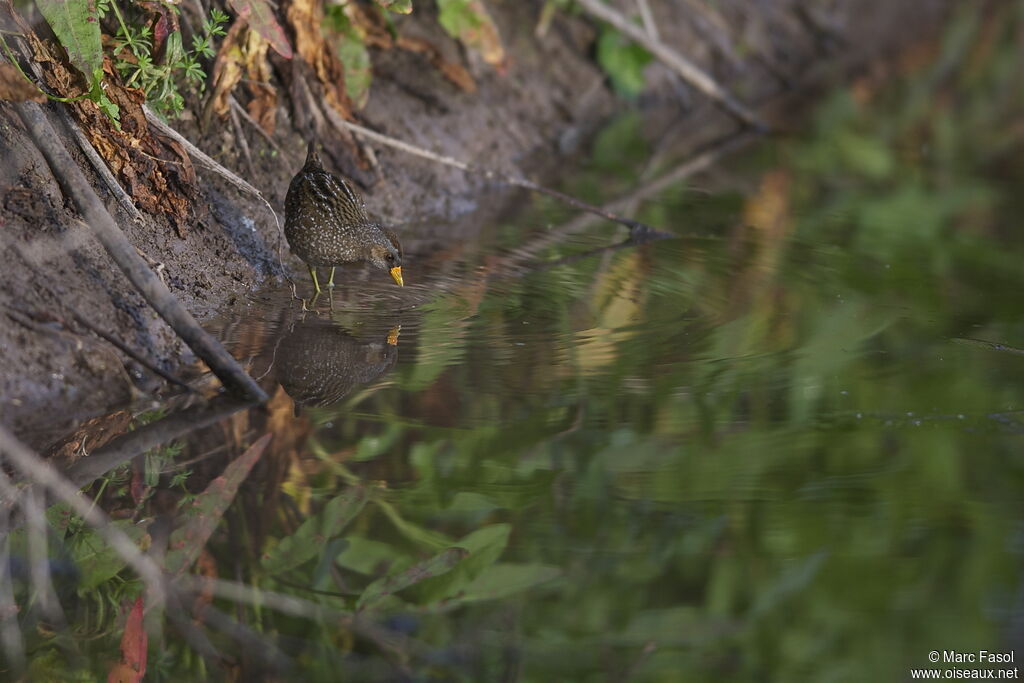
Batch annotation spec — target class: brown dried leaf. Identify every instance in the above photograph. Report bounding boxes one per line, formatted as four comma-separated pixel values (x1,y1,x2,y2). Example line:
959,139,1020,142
397,36,476,92
346,2,394,49
229,0,294,59
286,0,355,122
242,28,277,134
22,21,199,234
108,596,147,683
206,20,247,121
437,0,507,71
48,409,133,460
0,63,45,102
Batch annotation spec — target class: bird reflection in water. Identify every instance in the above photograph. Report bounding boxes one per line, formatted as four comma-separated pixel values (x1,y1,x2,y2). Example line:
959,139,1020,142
271,317,400,411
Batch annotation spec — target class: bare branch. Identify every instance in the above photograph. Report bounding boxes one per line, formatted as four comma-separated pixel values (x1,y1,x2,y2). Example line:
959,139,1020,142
144,106,264,198
17,101,267,403
229,96,284,155
575,0,767,130
145,106,290,282
0,497,26,676
325,113,668,236
11,245,196,394
0,424,167,607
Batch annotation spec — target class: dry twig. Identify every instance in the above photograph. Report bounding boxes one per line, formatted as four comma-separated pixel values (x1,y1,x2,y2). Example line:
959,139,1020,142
575,0,766,129
18,102,267,402
0,424,167,606
325,116,670,237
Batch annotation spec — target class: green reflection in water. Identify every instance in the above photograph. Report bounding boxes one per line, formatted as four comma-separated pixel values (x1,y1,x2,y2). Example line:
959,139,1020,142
248,10,1024,680
19,5,1024,680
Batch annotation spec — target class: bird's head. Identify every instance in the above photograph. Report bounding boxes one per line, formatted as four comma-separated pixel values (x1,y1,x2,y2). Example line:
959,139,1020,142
368,228,404,286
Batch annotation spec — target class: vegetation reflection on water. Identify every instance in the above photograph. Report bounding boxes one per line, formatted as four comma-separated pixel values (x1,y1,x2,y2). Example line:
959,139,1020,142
18,6,1024,680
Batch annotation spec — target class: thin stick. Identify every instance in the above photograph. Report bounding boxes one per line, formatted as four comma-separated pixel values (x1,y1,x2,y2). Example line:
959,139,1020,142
326,115,669,236
0,424,167,607
24,487,63,624
12,245,195,393
145,106,290,280
951,337,1024,356
199,602,291,671
496,129,757,273
0,507,26,677
229,101,257,179
144,106,263,198
57,102,145,222
635,0,658,41
18,102,267,403
575,0,766,130
177,575,418,660
229,95,283,154
62,396,252,488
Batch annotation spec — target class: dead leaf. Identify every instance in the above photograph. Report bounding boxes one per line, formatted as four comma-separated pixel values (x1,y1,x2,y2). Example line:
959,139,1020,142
18,19,200,234
286,0,355,122
107,596,147,683
229,0,294,58
48,409,133,461
164,434,272,575
242,28,277,135
437,0,507,72
397,36,476,92
0,63,45,102
346,2,395,49
205,20,246,123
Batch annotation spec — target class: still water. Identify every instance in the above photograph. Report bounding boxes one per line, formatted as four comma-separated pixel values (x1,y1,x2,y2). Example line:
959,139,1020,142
15,10,1024,681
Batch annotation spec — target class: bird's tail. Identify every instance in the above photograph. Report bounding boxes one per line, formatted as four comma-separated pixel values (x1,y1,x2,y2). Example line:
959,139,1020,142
304,140,323,169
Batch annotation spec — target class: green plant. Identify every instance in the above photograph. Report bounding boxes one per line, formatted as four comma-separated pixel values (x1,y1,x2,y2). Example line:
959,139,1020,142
98,1,228,117
32,0,122,123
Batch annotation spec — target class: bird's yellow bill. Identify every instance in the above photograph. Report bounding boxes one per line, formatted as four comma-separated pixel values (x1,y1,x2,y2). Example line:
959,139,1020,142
386,326,401,346
390,266,404,286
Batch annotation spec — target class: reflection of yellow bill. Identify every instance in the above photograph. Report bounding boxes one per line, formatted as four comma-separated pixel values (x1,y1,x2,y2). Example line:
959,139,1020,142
390,266,404,286
386,326,401,346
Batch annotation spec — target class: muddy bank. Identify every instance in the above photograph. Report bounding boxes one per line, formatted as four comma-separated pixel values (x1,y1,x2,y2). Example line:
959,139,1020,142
0,0,951,448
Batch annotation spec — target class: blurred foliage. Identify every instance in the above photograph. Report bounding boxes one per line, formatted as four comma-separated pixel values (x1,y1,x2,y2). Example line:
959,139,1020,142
14,3,1024,680
596,24,653,97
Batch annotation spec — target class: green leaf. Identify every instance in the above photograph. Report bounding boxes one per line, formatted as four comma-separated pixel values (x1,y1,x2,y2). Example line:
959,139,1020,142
165,434,271,575
324,7,373,109
357,547,468,610
455,562,561,603
228,0,294,58
375,498,453,549
436,0,505,67
261,486,369,574
45,502,75,538
374,0,413,14
69,520,149,592
335,536,405,575
91,77,120,128
36,0,104,88
596,26,652,97
408,523,511,604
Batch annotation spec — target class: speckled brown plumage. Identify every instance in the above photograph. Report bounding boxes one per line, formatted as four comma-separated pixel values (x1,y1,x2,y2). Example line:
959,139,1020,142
285,142,403,291
276,317,398,409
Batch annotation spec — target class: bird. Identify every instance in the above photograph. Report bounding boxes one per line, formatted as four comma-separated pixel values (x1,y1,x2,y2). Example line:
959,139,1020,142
275,317,399,411
284,142,404,301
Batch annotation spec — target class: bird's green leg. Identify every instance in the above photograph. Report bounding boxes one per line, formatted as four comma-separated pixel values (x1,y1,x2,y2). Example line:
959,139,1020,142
302,266,322,311
327,267,336,289
309,266,323,295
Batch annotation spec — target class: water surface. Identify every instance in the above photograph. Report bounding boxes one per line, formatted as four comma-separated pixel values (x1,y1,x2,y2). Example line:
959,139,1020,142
16,10,1024,680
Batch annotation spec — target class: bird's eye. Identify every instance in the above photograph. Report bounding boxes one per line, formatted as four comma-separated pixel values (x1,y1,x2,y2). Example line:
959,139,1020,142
385,254,394,262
